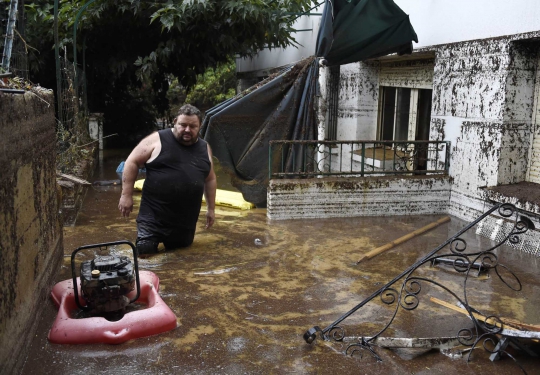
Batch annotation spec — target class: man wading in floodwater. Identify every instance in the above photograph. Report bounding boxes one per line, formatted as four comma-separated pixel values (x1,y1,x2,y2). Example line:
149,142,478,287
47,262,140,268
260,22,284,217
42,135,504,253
118,104,217,255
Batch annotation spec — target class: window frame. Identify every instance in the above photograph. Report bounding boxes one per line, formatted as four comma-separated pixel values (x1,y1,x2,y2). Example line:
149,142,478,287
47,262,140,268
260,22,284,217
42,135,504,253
377,86,432,142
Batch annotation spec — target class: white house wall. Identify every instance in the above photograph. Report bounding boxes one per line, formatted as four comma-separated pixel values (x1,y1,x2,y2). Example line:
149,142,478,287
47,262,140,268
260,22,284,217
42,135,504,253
395,0,540,49
433,40,508,120
236,7,323,74
284,33,539,221
500,42,537,185
268,176,451,220
430,37,538,220
259,1,540,221
335,63,379,140
379,59,434,89
432,40,506,220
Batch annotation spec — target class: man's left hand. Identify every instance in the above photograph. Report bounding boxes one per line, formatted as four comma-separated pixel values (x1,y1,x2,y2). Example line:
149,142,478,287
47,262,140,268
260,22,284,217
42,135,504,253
205,208,215,229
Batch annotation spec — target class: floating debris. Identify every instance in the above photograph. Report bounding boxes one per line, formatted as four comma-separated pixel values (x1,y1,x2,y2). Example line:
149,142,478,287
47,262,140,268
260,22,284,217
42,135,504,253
193,267,237,276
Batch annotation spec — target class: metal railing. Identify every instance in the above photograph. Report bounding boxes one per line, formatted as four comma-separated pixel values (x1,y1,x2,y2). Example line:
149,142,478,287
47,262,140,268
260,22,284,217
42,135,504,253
269,140,450,179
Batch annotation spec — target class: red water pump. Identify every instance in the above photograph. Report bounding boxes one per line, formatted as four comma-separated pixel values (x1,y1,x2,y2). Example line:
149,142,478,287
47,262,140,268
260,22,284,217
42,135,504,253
48,240,177,344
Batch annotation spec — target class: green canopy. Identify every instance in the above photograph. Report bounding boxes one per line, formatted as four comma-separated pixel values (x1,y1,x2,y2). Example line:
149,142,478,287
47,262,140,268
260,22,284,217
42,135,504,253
316,0,418,66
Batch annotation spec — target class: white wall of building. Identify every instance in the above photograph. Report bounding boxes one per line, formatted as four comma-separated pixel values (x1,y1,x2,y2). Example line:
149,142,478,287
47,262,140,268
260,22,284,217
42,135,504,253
396,0,540,49
239,0,540,75
236,6,323,73
268,176,451,220
334,63,380,141
247,1,540,223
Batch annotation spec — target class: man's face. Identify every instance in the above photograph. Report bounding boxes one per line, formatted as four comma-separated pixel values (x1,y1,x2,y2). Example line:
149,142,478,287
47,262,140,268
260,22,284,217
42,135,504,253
173,114,201,146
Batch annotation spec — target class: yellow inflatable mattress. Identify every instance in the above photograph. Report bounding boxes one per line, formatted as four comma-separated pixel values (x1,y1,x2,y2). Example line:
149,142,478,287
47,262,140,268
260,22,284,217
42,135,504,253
133,179,255,210
134,179,145,191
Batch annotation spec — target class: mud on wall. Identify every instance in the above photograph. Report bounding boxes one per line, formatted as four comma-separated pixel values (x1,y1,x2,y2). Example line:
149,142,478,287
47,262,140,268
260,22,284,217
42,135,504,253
431,37,538,220
267,176,451,220
336,57,435,142
308,32,540,222
337,62,379,140
0,92,63,374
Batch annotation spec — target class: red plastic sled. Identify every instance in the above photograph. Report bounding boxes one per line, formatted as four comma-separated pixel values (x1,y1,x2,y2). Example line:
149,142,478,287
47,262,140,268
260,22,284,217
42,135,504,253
48,270,177,344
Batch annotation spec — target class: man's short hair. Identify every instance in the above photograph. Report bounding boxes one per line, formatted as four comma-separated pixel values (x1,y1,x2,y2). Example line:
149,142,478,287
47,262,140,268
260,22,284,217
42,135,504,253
177,104,202,126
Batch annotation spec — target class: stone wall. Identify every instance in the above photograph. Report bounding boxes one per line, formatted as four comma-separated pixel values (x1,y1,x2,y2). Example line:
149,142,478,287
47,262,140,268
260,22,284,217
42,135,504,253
267,176,451,220
0,91,63,374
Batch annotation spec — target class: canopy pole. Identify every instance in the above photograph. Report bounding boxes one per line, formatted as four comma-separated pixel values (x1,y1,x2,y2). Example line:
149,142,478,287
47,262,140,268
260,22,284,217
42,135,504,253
316,58,328,171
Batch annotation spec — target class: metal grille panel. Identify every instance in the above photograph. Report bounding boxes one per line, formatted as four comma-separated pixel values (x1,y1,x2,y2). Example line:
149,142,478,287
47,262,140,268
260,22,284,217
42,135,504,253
476,214,540,256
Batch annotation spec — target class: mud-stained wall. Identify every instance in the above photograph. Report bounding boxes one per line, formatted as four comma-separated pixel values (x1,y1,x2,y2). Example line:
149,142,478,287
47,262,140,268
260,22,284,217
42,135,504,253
379,58,434,89
433,40,509,119
431,37,538,220
0,92,63,374
337,62,379,140
308,32,540,222
499,41,538,184
267,176,451,220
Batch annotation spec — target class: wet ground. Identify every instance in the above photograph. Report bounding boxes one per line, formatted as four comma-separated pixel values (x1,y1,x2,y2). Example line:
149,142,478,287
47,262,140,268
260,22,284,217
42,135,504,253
22,150,540,374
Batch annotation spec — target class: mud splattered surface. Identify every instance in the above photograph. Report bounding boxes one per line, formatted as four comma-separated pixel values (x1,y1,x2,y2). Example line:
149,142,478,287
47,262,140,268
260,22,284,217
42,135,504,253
21,150,540,374
487,181,540,207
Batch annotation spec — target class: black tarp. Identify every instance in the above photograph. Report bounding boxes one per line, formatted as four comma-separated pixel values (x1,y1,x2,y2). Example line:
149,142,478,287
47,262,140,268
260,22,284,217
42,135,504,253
201,57,318,206
202,0,418,206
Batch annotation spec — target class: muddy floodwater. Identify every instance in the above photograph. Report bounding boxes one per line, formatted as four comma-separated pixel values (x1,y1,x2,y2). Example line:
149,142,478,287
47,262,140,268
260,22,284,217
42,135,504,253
22,150,540,374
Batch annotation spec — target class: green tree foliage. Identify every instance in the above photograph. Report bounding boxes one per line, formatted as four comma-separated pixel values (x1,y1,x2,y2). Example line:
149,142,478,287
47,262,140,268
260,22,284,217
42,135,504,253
166,58,236,123
24,0,314,146
185,58,237,110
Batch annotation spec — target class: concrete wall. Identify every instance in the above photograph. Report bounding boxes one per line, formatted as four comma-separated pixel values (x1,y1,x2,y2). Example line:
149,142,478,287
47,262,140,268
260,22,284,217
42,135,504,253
431,37,538,220
268,176,451,220
395,0,540,49
334,62,380,141
432,38,509,220
0,92,63,374
236,5,323,74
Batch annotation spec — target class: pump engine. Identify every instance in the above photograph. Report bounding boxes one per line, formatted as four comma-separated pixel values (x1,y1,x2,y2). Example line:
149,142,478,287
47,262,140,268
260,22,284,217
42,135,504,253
80,255,135,313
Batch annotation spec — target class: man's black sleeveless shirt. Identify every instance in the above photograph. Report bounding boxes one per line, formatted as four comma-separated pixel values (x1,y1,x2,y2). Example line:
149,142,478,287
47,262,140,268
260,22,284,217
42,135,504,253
137,129,211,235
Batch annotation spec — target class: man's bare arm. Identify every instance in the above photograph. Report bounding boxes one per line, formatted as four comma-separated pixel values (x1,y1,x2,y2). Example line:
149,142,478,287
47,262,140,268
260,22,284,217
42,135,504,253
118,132,159,217
204,145,217,229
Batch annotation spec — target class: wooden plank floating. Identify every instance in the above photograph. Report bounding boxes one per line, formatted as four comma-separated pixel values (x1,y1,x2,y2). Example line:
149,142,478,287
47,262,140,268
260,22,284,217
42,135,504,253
429,296,540,333
357,216,450,264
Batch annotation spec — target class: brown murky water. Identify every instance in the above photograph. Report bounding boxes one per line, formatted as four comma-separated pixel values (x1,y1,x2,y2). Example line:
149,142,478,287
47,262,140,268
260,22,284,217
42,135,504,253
21,150,540,374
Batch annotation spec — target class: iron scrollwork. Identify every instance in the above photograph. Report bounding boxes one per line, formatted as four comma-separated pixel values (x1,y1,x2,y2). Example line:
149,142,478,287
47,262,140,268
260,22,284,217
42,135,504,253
270,140,450,178
303,203,536,372
392,141,443,172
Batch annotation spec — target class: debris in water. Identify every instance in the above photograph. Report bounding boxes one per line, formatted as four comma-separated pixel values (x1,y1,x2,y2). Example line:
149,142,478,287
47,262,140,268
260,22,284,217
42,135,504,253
193,267,237,275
